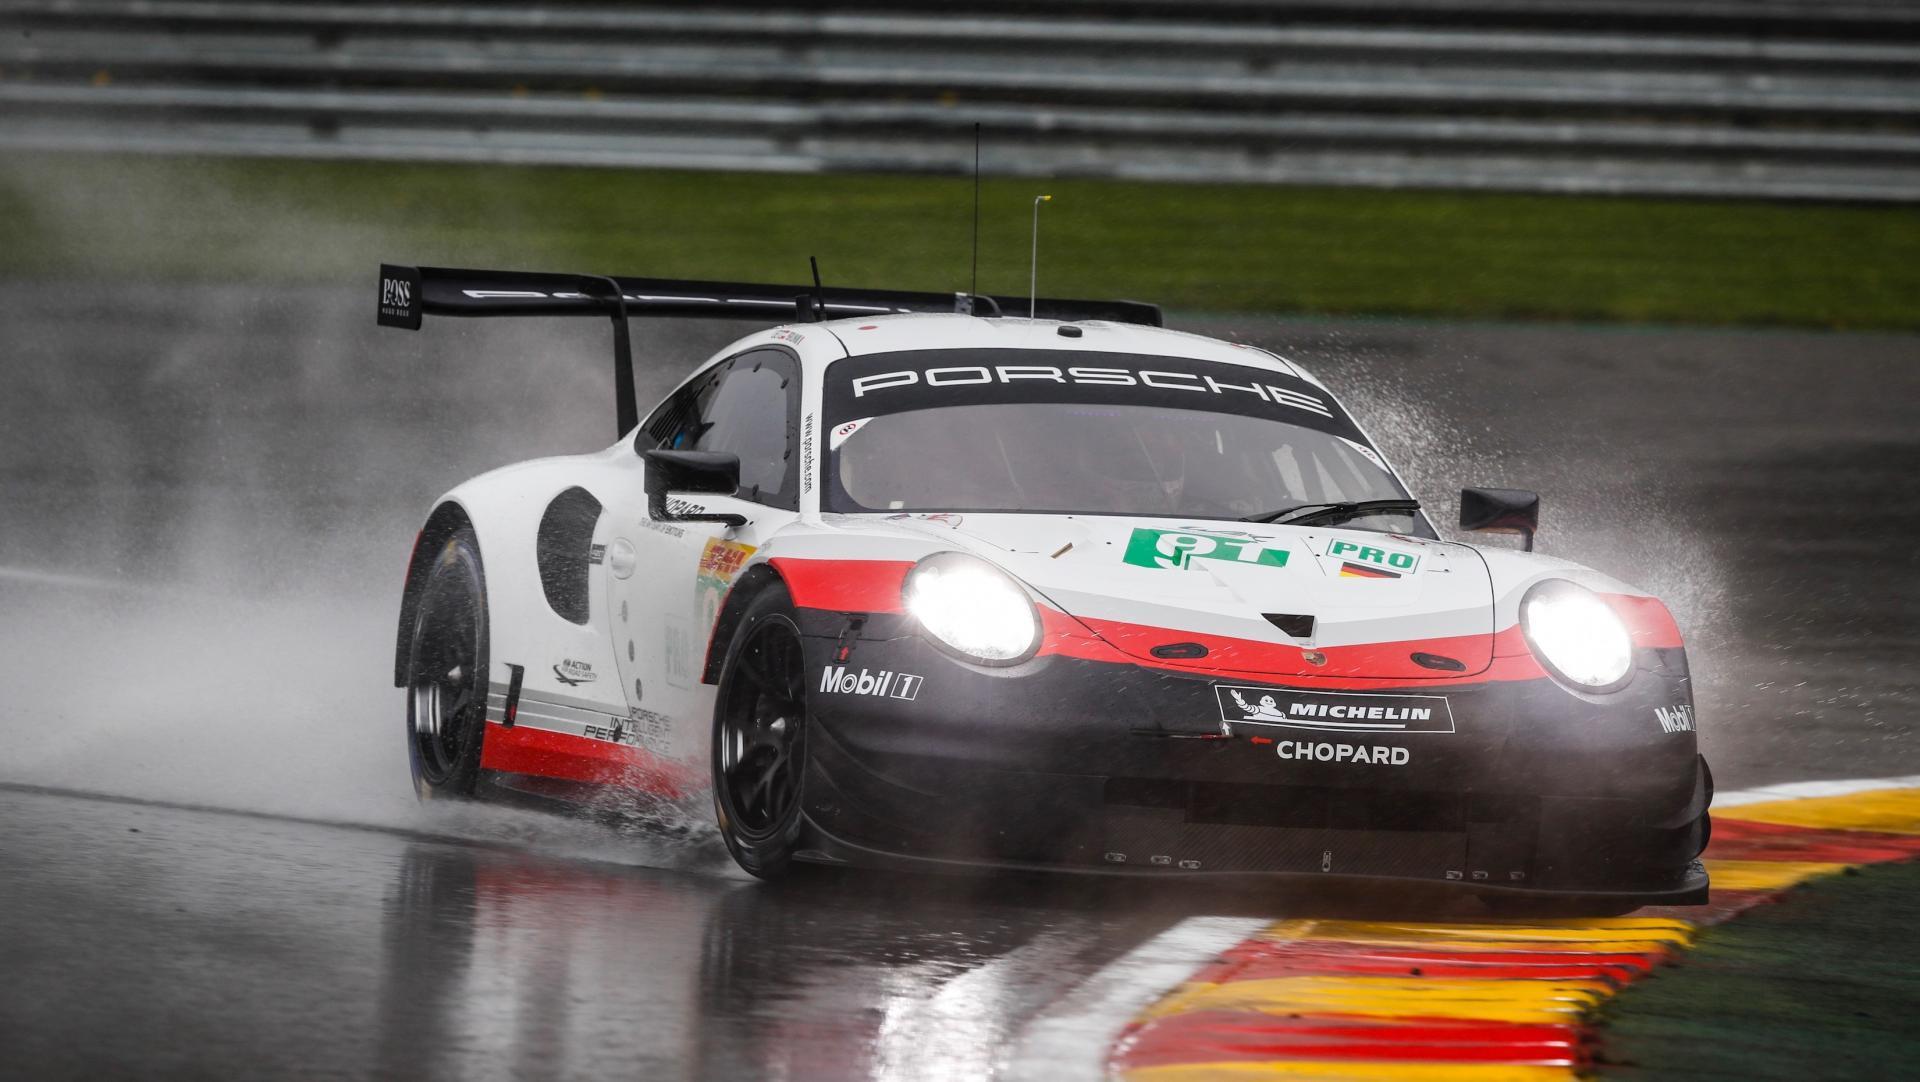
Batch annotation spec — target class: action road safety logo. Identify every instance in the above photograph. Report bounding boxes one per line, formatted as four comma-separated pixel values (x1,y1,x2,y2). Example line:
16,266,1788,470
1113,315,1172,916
1216,685,1455,733
1123,527,1289,571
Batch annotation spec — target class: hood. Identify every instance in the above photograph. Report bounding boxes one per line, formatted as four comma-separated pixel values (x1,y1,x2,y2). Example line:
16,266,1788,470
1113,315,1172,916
881,513,1494,680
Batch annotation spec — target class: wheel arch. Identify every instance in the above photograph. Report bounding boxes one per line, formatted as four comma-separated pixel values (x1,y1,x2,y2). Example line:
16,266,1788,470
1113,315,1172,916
394,500,476,686
700,562,789,686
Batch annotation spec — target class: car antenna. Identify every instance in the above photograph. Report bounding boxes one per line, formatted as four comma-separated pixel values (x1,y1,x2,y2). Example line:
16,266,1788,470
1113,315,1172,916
970,122,981,309
798,255,825,322
1029,194,1051,320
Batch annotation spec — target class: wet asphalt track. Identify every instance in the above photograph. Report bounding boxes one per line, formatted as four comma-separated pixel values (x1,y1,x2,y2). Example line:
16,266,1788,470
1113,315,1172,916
1,283,1916,1079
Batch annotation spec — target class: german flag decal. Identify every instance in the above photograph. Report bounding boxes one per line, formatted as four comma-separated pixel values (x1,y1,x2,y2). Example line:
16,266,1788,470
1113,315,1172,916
1339,562,1400,579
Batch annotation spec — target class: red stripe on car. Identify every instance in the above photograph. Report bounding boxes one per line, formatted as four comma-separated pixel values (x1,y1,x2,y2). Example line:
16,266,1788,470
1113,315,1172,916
1603,592,1684,650
771,557,914,613
480,722,701,798
767,557,1679,685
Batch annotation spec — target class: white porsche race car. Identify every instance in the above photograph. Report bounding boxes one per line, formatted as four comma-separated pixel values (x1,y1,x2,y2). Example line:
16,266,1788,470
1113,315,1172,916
380,264,1710,905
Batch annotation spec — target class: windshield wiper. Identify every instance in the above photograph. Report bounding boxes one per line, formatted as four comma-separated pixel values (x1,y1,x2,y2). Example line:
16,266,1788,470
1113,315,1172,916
1241,499,1422,526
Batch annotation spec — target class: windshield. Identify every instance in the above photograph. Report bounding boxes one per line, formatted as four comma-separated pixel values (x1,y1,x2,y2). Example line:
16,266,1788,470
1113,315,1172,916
823,349,1422,533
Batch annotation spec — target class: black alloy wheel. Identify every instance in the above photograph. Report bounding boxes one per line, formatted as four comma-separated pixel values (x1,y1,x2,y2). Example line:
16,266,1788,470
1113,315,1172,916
712,585,810,878
405,527,489,800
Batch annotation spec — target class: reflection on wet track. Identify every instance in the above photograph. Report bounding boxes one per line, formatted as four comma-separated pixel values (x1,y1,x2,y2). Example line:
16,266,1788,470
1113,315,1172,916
0,787,1177,1081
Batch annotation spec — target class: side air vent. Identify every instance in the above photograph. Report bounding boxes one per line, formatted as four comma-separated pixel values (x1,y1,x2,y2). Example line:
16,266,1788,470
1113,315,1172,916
536,486,603,625
1264,613,1315,639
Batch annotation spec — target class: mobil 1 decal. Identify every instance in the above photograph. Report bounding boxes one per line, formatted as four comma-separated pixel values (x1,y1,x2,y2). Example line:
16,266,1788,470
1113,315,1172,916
1216,685,1455,734
819,665,923,701
1326,537,1420,579
1124,527,1288,570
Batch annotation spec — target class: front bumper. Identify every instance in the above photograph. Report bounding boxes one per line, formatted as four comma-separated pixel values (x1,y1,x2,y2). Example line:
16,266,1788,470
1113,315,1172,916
794,619,1711,902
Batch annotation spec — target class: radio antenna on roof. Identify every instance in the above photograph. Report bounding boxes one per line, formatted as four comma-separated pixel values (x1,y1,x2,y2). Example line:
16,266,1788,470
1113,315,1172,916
796,254,825,322
1029,194,1051,321
970,123,982,306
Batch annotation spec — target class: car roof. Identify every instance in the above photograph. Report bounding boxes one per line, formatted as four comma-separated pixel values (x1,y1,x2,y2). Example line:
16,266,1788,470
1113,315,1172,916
818,313,1314,380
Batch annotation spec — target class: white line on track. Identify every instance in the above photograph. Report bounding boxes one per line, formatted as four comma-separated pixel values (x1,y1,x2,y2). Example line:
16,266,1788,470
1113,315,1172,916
1002,916,1266,1081
1005,776,1920,1080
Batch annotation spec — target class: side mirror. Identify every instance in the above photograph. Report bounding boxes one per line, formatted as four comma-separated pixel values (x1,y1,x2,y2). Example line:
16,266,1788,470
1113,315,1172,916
644,449,747,527
1459,487,1539,551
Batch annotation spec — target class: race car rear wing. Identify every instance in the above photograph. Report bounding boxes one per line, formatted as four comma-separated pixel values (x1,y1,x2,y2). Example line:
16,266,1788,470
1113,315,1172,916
376,263,1163,436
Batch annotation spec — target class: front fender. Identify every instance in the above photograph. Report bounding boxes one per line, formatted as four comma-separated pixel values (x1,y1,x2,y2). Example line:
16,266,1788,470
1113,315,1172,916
696,523,948,684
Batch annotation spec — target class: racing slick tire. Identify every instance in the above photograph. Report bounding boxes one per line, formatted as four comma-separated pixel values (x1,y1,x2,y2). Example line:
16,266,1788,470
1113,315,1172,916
712,583,812,880
404,526,489,801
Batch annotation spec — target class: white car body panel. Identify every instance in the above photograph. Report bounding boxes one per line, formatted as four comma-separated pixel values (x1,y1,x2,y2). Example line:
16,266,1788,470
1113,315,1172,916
411,313,1664,796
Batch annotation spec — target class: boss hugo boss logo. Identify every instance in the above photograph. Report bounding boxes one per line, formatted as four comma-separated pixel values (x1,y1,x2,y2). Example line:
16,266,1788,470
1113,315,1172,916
381,276,411,310
1217,685,1455,733
376,265,423,329
819,666,923,701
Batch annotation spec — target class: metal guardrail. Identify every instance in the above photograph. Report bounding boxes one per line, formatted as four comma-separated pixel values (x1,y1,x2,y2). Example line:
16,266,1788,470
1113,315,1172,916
2,0,1917,201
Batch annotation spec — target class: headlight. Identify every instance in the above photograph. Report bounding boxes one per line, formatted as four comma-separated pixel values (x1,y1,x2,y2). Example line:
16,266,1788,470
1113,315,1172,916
1520,579,1635,692
903,552,1041,664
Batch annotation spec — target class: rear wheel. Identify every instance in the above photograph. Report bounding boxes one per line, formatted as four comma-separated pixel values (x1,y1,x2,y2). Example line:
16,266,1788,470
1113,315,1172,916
405,527,489,800
712,584,810,879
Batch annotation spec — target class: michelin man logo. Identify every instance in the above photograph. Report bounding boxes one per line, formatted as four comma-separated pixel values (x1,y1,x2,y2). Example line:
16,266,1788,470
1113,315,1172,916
1231,689,1288,721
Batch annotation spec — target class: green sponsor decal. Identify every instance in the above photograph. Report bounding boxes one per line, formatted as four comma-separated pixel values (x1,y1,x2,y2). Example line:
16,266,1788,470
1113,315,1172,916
1326,538,1420,573
1123,528,1290,570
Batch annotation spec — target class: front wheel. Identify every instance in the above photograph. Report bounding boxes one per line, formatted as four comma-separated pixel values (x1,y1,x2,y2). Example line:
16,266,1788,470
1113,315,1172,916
404,526,489,800
711,584,810,879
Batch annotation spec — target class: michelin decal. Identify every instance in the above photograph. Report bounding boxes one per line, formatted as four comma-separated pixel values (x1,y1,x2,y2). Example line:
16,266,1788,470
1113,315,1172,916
1218,685,1455,733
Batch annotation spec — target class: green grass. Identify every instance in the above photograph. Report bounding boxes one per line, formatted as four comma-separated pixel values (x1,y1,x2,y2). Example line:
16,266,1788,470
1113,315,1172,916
1595,861,1920,1079
4,152,1918,328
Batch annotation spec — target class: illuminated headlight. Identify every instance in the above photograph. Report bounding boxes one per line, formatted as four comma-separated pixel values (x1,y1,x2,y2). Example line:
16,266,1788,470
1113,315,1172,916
1520,579,1635,692
904,552,1041,665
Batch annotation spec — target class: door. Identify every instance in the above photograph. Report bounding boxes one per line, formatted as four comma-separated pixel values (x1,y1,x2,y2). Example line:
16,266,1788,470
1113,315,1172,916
607,347,803,770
